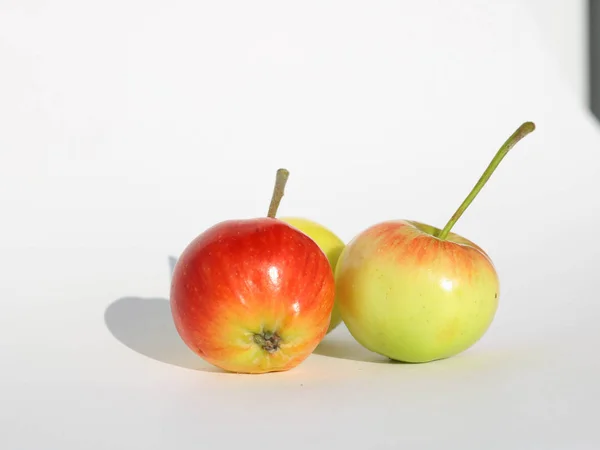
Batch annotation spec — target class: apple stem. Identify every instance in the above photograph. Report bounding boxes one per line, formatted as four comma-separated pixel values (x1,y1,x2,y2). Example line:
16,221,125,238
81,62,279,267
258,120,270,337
267,168,290,218
437,122,536,241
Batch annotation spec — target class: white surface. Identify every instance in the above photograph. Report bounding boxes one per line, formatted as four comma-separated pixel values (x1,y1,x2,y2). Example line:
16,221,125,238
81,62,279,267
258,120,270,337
1,1,600,449
525,0,588,104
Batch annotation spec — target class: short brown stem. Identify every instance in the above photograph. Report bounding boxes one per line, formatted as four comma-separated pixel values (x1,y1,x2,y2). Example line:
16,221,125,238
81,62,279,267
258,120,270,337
267,169,290,218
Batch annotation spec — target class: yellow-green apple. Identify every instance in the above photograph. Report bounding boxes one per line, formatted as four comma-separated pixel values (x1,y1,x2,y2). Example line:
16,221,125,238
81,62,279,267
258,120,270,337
335,122,536,363
170,169,335,374
279,217,345,333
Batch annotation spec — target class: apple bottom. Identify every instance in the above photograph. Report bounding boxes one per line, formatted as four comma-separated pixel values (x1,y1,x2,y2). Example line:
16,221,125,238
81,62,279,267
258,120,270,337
172,301,330,374
339,262,498,362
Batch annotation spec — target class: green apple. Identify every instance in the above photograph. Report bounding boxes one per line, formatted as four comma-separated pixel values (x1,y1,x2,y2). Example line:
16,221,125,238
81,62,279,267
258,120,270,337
335,122,536,362
280,217,345,333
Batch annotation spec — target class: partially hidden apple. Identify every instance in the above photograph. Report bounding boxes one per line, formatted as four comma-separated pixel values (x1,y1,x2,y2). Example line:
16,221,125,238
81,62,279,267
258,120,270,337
170,169,335,374
335,122,536,363
279,217,345,333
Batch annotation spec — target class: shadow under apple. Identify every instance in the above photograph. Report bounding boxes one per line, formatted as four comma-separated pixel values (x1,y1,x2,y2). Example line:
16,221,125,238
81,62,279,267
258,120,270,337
313,332,400,364
104,295,398,370
107,252,398,368
104,296,222,372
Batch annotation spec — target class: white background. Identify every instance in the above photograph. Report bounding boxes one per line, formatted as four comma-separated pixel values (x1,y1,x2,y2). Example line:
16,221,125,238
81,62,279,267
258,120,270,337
1,1,600,449
529,0,587,104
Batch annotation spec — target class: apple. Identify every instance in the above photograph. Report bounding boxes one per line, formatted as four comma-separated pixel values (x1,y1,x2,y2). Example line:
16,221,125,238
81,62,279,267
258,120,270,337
170,169,336,374
335,122,536,363
279,217,345,333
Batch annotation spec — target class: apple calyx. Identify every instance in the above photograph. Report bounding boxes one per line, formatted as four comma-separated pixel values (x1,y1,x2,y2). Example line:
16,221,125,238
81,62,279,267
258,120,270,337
267,168,290,218
253,331,282,353
437,121,536,241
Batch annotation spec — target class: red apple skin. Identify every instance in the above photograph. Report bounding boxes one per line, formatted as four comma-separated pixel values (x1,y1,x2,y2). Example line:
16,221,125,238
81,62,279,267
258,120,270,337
170,218,335,374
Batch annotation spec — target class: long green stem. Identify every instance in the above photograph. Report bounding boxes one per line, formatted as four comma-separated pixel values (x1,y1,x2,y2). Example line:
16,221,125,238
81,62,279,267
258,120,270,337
437,122,536,240
267,168,290,218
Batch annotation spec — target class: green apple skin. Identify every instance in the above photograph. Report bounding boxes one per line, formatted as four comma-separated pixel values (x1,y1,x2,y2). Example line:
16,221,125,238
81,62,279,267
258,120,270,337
335,220,499,362
280,217,345,334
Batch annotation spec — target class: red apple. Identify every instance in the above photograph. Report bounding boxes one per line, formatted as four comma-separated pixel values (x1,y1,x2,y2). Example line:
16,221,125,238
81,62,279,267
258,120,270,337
170,169,335,374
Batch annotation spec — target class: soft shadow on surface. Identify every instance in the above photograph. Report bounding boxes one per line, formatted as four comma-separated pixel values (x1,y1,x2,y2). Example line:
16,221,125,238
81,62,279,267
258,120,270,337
168,256,177,277
104,296,221,372
314,334,398,364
